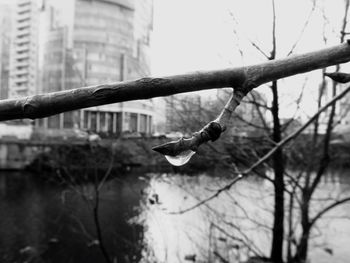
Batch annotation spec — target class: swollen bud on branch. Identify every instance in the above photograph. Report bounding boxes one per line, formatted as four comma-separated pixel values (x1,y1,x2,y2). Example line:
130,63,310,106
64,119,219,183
152,122,223,166
152,89,243,166
324,72,350,83
152,122,223,156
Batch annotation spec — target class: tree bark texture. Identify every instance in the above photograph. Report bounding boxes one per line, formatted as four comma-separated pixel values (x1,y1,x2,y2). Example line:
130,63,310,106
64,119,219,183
1,43,350,121
270,80,285,263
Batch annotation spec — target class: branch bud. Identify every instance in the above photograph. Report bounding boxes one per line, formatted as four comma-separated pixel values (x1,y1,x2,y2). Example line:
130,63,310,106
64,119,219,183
324,72,350,83
152,121,223,157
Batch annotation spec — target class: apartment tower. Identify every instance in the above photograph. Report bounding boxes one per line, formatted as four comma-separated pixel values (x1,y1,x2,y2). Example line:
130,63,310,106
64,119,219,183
38,0,155,136
8,0,39,98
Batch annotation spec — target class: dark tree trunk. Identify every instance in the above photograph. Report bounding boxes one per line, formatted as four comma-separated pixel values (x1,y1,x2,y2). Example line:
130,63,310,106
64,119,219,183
270,80,285,263
296,227,310,262
293,192,311,263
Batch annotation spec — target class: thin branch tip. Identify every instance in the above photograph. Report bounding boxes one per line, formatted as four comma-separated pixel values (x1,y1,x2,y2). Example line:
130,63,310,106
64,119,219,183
152,121,223,157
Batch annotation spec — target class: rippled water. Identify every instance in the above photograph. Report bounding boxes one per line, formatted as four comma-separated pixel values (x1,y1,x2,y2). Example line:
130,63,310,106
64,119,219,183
138,172,350,263
0,172,146,263
0,170,349,263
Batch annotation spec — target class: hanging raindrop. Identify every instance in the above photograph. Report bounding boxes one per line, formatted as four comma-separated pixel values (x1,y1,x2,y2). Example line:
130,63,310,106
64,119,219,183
164,150,196,166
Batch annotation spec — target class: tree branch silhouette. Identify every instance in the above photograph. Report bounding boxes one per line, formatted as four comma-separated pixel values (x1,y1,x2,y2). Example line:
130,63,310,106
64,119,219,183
166,80,350,214
1,43,350,121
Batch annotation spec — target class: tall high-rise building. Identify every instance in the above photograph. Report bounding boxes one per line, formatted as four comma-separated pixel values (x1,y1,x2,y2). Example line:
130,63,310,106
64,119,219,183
36,0,156,136
8,0,40,98
0,2,13,99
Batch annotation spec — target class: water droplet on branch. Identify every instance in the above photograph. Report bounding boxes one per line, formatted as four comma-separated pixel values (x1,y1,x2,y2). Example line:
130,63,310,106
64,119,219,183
165,150,196,166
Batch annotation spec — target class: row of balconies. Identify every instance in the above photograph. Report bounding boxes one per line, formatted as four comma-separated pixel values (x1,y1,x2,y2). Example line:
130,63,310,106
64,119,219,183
13,76,29,84
13,68,29,75
16,12,31,23
18,6,31,16
16,36,30,45
16,27,31,38
9,61,35,77
15,52,30,60
13,84,30,92
17,21,31,30
11,73,36,84
14,60,30,67
17,0,31,7
15,44,30,53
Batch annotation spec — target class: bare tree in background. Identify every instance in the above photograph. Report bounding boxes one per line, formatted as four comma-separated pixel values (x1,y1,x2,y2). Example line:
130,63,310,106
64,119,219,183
158,1,350,262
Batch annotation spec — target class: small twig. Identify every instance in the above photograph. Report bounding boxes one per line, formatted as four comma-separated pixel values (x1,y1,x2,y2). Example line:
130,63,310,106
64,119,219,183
167,78,350,214
286,0,316,56
152,89,245,157
152,121,223,156
167,174,243,215
310,197,350,228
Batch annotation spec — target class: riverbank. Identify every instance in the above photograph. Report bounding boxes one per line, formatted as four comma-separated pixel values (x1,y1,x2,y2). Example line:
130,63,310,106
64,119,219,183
25,136,231,182
2,134,350,178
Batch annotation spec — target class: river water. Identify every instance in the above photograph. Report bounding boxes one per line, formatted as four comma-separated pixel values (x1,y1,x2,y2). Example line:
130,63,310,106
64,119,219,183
0,170,349,263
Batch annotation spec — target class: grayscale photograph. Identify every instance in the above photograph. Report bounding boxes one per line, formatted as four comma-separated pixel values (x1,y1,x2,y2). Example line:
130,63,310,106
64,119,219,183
0,0,349,262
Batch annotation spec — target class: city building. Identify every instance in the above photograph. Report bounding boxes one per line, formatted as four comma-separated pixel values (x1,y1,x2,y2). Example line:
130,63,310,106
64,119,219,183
34,0,156,137
0,2,13,99
33,0,155,135
8,0,40,98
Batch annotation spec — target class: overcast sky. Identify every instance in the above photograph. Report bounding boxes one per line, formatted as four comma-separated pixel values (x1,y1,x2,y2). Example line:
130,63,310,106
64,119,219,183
150,0,349,118
2,0,349,118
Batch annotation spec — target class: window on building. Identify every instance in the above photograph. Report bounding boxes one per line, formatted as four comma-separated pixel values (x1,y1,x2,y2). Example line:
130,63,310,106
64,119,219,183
116,112,122,134
90,112,97,131
83,111,89,129
100,112,106,132
148,116,152,133
37,118,44,127
63,112,74,128
140,114,147,133
48,115,60,129
99,53,105,60
124,112,130,131
107,112,113,133
129,113,137,132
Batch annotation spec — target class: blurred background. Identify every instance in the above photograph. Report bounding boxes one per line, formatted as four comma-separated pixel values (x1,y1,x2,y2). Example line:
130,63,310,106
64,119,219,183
1,0,350,263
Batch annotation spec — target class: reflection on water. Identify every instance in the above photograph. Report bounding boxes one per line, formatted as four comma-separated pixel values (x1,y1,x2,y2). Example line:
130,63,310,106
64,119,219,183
138,172,350,263
0,171,349,263
0,172,146,263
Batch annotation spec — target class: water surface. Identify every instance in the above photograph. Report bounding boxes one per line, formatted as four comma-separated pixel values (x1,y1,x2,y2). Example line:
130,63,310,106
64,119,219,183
0,170,349,263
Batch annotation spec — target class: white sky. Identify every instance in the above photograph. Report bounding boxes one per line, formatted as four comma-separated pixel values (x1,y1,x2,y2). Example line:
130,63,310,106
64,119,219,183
150,0,349,118
1,0,349,118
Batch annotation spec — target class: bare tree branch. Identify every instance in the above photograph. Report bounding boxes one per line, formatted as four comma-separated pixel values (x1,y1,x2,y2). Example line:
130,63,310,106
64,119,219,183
2,43,350,121
286,0,316,56
310,197,350,228
309,1,350,195
167,174,243,215
228,10,271,59
165,82,350,214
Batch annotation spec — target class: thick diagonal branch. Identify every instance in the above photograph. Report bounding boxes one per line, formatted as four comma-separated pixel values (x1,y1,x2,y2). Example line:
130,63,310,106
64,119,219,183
1,42,350,121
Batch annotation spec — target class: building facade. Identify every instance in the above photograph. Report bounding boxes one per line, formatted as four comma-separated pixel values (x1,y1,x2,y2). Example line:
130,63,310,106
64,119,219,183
8,0,40,98
36,0,155,136
0,3,13,99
